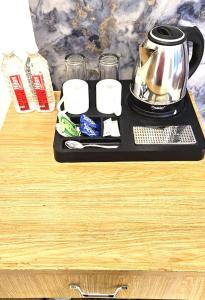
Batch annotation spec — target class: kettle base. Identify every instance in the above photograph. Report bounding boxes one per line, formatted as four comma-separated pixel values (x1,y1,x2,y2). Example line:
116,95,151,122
128,91,185,118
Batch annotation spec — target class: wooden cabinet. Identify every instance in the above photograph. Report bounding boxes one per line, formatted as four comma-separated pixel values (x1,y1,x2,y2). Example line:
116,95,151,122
0,270,205,299
0,94,205,300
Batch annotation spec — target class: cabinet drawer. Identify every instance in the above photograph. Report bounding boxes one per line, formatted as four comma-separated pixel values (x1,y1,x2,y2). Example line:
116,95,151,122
0,270,205,299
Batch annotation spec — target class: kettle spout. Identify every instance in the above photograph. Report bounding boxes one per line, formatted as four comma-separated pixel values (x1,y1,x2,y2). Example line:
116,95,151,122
132,45,157,98
139,45,157,66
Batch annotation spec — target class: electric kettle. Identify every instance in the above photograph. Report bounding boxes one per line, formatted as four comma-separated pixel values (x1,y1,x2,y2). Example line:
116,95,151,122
131,25,204,110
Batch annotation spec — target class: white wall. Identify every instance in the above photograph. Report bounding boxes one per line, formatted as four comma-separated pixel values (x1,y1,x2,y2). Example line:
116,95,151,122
0,0,37,129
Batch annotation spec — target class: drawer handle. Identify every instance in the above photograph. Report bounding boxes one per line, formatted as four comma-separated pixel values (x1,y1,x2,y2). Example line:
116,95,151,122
69,284,128,298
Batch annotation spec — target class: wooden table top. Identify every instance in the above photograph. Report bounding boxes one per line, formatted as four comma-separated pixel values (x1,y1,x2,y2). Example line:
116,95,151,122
0,93,205,272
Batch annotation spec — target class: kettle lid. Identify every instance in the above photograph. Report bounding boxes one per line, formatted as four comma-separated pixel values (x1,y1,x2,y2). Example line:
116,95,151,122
148,25,186,46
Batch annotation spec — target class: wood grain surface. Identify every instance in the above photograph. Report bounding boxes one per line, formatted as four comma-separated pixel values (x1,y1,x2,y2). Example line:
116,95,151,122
0,270,205,299
0,92,205,273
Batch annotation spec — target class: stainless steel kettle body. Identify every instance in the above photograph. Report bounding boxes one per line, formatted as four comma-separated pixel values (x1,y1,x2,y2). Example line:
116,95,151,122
131,25,204,107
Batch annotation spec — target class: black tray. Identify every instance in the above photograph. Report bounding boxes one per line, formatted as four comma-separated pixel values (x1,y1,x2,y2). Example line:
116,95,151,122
53,80,205,162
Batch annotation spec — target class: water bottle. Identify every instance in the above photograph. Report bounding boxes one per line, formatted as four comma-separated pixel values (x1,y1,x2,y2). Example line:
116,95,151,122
2,52,34,113
26,48,55,112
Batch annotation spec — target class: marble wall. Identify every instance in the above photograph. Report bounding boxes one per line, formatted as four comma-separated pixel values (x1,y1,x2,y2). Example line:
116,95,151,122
29,0,205,118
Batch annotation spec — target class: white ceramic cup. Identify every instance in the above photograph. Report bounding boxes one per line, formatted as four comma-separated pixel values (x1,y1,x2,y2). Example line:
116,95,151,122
57,79,89,114
96,79,122,116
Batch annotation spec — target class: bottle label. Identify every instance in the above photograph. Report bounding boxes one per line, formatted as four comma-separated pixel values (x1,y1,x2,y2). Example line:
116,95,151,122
9,75,30,111
32,74,49,110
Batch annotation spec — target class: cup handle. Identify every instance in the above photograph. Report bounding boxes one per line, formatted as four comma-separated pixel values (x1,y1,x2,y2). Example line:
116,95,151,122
57,97,65,112
113,98,122,116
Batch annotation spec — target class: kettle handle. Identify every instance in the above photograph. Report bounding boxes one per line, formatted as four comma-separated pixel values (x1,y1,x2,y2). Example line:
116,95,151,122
179,26,204,78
